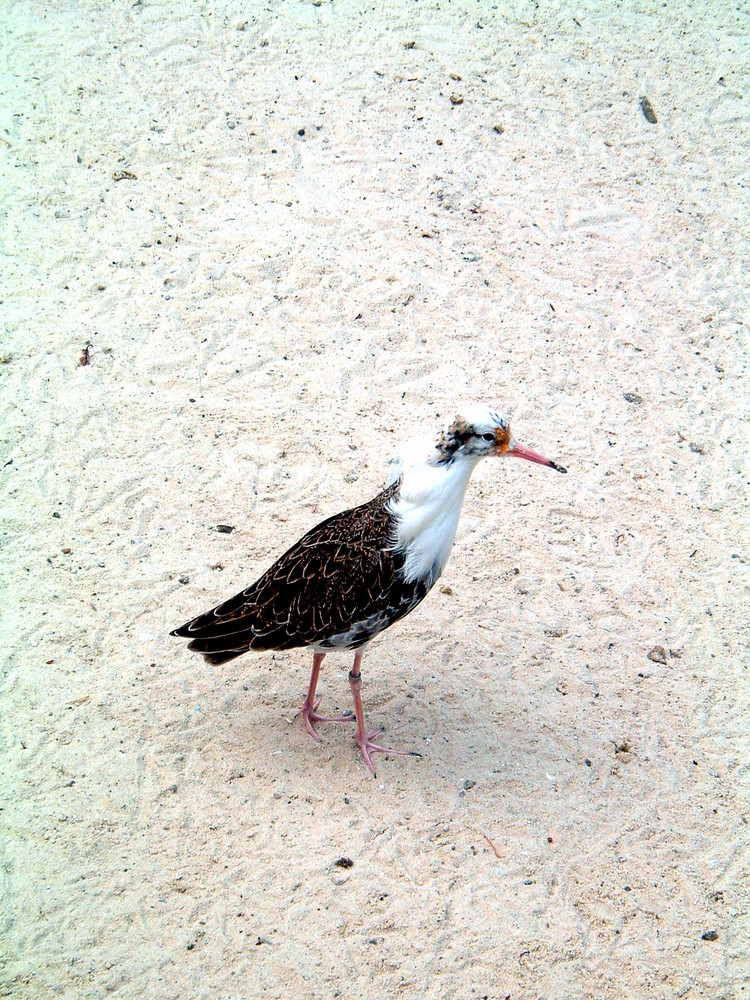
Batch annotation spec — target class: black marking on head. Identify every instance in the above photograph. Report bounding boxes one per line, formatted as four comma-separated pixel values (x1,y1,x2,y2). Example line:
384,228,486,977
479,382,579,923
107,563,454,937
435,417,473,462
435,413,508,463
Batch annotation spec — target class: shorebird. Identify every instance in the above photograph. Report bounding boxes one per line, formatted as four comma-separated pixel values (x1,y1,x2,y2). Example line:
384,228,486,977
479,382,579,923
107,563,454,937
172,405,566,774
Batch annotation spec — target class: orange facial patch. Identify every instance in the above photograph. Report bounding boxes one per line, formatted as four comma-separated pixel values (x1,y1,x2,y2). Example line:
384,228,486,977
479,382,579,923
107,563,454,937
494,424,511,452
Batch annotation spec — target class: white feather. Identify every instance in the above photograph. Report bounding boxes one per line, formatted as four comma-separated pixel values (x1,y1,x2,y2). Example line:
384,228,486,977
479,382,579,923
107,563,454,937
387,405,511,585
387,469,463,582
390,457,479,584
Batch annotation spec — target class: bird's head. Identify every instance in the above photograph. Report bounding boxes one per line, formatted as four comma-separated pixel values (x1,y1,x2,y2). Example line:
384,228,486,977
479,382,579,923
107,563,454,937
435,404,567,473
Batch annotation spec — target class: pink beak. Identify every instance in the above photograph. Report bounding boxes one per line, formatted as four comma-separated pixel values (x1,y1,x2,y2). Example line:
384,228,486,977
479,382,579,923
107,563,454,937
507,439,567,473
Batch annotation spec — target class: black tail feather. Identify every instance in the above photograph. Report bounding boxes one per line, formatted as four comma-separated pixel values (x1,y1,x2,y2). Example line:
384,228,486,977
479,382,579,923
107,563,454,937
198,649,246,666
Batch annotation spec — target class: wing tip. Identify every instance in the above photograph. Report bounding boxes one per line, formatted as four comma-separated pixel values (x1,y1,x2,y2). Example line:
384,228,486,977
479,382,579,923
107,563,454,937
199,649,245,666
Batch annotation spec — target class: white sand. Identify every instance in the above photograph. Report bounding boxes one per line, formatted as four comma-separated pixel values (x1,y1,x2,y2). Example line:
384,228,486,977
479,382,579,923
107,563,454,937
2,2,749,996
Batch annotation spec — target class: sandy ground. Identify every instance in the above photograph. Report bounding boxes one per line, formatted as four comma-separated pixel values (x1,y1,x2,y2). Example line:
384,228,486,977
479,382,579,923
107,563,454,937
2,1,749,997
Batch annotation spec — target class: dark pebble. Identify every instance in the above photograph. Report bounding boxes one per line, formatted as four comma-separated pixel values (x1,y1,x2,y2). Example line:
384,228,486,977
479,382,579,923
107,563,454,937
335,857,353,868
463,779,476,791
701,930,718,941
624,392,642,404
297,128,305,136
640,96,657,123
647,645,668,665
179,575,190,585
216,524,235,533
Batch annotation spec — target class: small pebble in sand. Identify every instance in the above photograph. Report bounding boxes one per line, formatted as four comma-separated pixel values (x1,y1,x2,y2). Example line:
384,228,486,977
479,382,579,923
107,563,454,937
701,930,718,941
640,96,657,123
334,857,353,868
450,94,464,105
216,524,235,534
623,392,642,404
615,740,633,760
647,645,668,664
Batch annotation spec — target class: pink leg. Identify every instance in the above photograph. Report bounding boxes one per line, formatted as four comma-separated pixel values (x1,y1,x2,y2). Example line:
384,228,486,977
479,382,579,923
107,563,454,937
348,651,421,776
299,651,354,742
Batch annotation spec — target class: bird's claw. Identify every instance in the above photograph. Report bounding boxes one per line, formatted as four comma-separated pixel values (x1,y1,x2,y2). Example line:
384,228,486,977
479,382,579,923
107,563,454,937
356,729,422,776
299,696,355,742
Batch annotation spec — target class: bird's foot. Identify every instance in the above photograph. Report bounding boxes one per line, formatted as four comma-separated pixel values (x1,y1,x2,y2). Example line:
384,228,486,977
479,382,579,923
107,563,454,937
356,728,423,777
299,696,355,742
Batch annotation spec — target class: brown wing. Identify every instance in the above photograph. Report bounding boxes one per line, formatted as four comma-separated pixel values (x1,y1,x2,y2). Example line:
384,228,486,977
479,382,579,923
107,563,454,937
171,482,402,662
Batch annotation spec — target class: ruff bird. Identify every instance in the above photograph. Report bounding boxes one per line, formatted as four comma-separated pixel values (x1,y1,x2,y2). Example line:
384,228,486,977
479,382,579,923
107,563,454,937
171,406,566,774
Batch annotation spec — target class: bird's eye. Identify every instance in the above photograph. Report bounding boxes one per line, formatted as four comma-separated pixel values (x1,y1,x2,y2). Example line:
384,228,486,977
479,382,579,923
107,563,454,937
482,432,495,442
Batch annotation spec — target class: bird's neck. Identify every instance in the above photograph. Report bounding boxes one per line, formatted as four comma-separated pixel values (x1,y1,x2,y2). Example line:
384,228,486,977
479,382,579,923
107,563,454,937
388,453,481,585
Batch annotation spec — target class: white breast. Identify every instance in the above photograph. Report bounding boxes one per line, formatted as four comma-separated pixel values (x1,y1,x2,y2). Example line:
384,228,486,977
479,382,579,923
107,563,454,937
388,446,481,585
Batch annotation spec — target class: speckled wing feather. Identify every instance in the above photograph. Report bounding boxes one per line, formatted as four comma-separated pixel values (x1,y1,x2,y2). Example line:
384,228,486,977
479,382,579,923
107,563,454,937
171,481,429,664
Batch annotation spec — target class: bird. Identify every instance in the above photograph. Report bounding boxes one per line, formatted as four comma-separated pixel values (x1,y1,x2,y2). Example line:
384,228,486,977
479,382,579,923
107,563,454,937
171,405,566,775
